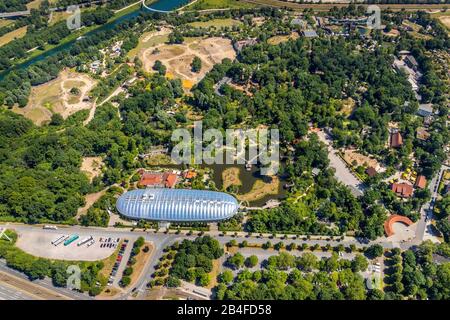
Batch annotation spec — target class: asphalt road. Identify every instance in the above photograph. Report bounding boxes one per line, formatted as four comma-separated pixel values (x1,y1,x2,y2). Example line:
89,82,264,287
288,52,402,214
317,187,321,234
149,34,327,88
0,282,36,300
414,165,449,244
0,260,91,300
0,221,419,300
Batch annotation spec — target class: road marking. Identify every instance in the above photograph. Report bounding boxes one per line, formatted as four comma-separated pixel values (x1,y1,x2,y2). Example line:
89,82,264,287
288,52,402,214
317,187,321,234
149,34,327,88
0,271,72,300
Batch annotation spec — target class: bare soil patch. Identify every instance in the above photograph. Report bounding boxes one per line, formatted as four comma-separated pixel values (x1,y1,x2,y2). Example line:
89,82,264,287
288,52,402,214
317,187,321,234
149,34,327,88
81,156,104,182
141,37,236,90
13,70,96,125
342,149,380,169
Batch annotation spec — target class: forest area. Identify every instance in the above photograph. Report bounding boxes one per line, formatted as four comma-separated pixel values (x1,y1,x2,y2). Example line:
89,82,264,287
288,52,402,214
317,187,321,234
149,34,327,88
0,6,448,242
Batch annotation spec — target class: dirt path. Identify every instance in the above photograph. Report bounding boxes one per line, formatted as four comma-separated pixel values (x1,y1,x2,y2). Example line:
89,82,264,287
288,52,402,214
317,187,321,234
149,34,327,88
76,188,107,219
83,97,98,126
99,86,125,107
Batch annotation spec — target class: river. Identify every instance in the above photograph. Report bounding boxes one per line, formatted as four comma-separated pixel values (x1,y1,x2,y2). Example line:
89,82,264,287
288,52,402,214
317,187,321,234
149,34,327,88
0,0,288,206
0,0,190,81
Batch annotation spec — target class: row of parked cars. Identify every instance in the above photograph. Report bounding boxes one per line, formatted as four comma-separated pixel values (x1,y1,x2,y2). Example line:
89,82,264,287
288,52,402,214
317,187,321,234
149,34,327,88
107,239,129,286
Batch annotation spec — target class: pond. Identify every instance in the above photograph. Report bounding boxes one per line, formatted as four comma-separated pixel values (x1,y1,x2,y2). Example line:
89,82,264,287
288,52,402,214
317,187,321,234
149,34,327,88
146,162,289,207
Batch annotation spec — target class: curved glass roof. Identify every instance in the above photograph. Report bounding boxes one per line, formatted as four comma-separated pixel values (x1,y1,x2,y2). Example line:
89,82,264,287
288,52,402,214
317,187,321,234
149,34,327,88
116,188,239,222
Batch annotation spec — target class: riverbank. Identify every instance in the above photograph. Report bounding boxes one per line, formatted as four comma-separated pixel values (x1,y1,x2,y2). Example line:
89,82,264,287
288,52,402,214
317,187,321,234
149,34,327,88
0,2,143,80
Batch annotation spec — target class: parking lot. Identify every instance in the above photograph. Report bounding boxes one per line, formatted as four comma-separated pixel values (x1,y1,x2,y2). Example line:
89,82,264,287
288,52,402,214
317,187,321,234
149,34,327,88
16,230,117,261
108,239,130,287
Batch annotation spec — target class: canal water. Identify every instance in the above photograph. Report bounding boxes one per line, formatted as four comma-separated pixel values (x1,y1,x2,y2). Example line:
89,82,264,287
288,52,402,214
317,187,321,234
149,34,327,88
0,0,289,206
0,0,190,81
144,0,191,12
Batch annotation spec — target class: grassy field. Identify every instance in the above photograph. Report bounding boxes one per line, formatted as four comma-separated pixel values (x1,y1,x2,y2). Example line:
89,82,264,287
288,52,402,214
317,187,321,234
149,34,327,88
188,18,242,28
0,26,27,47
0,19,14,28
49,11,72,26
128,30,170,59
222,167,242,190
187,0,253,10
338,98,356,117
26,0,44,9
237,176,280,202
267,32,299,45
431,10,450,32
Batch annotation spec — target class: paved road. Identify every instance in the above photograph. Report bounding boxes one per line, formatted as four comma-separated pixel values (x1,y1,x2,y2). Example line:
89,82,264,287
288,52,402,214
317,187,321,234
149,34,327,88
0,10,30,18
316,130,365,196
0,222,413,300
414,165,449,244
0,282,36,300
0,260,91,300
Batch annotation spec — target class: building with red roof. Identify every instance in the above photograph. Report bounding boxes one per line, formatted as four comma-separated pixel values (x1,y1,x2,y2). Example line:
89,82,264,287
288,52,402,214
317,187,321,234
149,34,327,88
138,171,178,188
163,172,178,188
415,175,427,189
183,171,197,179
390,132,403,148
365,167,377,177
391,183,413,198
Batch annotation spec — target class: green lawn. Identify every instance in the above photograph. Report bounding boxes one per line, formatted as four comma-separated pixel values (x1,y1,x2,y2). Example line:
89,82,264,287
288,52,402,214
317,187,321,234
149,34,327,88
188,18,242,28
187,0,254,10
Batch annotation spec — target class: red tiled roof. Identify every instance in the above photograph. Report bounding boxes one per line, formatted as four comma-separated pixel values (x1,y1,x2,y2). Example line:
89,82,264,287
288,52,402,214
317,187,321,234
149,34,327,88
184,171,197,179
366,167,377,177
139,173,163,186
390,132,403,148
384,214,413,237
391,183,413,198
138,171,178,188
163,173,178,188
415,175,427,189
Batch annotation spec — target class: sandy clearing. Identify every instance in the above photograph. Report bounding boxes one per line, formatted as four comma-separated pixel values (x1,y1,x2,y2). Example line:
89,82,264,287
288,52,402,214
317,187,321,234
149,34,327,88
13,69,97,125
141,37,236,89
76,189,107,220
342,149,380,169
80,156,104,182
438,16,450,30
